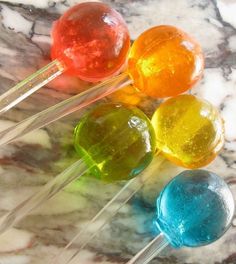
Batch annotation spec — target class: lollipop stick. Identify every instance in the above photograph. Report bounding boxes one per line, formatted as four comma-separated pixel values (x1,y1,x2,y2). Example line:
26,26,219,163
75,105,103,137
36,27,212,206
0,72,131,146
0,122,135,236
0,59,64,115
0,158,88,235
126,233,169,264
52,154,164,264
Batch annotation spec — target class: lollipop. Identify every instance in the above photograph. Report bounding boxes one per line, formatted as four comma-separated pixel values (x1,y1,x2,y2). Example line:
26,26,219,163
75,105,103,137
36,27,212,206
50,2,130,81
127,170,235,264
0,103,156,235
50,94,225,264
73,103,156,182
0,2,130,114
151,94,224,168
0,24,204,147
128,26,203,98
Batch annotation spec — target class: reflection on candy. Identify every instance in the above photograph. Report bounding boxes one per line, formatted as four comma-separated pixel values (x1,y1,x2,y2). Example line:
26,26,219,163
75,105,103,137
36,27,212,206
51,2,130,81
109,85,143,106
128,25,204,98
151,94,224,168
74,103,156,182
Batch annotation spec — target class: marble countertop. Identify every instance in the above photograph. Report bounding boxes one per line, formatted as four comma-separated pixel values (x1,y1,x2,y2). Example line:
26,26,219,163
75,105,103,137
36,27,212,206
0,0,236,263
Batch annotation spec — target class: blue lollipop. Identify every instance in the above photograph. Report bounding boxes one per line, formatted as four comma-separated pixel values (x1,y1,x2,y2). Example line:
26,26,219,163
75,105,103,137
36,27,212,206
127,170,235,264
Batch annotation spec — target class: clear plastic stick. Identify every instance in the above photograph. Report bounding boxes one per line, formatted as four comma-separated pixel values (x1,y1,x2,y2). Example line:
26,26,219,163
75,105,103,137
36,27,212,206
0,122,135,236
0,158,88,235
52,154,164,264
126,233,169,264
0,72,131,146
0,59,64,115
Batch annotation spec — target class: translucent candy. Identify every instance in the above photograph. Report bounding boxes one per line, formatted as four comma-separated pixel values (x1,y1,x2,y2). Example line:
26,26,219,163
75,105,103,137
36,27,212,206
155,170,235,248
74,103,156,182
151,94,224,168
128,25,204,98
51,2,130,82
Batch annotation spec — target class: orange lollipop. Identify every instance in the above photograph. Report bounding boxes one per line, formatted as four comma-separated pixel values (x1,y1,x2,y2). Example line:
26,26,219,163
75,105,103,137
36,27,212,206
128,25,204,98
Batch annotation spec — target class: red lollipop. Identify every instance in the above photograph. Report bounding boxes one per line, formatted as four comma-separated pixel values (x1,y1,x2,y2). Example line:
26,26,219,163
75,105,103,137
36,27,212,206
51,2,130,81
0,2,130,114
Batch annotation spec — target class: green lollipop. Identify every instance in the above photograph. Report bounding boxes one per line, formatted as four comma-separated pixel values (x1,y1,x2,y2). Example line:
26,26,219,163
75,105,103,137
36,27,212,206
74,103,156,182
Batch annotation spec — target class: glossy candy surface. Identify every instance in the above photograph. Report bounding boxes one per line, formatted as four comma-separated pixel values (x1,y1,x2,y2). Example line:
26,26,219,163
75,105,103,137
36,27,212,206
151,94,224,168
51,2,130,82
128,25,204,98
74,104,156,182
155,170,235,248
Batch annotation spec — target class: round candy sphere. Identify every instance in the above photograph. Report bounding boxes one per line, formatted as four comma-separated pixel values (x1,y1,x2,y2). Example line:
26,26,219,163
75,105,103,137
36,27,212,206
51,2,130,82
155,170,235,248
74,103,156,182
128,25,204,98
151,94,224,168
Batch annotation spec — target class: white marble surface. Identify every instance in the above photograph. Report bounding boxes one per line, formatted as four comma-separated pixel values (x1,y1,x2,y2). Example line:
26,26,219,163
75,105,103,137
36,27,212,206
0,0,235,263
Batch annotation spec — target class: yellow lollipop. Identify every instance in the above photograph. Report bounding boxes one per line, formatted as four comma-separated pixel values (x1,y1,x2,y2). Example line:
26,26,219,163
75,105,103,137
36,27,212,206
151,94,224,168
